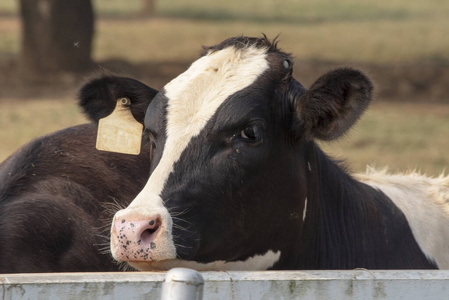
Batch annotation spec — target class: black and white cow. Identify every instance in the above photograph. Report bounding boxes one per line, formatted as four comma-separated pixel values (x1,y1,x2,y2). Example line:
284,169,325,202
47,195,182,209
0,75,157,273
111,36,449,271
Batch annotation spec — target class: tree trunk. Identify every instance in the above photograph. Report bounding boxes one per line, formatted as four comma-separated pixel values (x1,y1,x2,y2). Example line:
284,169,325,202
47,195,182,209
142,0,155,17
20,0,94,74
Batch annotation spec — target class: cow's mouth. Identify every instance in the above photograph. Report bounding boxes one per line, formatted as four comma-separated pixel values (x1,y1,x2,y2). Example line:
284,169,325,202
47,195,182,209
126,250,282,271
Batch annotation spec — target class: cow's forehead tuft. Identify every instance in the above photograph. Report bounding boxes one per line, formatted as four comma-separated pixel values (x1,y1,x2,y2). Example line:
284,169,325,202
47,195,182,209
201,35,281,56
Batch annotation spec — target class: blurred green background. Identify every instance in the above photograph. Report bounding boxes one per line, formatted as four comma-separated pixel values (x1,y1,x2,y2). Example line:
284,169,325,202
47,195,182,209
1,0,448,175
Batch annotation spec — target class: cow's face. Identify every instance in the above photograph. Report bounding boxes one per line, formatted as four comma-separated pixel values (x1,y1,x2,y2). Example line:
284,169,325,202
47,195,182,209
110,36,372,271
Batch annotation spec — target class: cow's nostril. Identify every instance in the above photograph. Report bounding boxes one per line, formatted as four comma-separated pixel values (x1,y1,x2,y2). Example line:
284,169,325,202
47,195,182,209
140,222,160,244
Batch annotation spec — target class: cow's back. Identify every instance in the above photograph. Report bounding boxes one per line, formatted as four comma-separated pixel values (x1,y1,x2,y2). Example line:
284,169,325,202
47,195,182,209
0,123,150,272
356,168,449,269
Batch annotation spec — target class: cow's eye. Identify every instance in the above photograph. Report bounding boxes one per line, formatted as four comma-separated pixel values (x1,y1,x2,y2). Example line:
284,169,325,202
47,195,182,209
236,122,264,145
241,125,258,140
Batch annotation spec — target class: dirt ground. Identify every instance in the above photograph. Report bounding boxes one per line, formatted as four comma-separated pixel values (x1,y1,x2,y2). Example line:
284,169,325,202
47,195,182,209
0,56,448,103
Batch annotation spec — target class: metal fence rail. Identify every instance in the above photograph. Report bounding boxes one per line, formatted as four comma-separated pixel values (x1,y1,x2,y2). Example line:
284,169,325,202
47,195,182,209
2,269,449,300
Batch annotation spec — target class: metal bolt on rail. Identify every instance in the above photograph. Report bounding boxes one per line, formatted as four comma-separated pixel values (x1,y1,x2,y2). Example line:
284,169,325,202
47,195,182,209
161,268,204,300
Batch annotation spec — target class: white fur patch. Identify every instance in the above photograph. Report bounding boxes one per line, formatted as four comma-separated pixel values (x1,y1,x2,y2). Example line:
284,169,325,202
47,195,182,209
303,197,308,222
128,250,281,271
355,167,449,269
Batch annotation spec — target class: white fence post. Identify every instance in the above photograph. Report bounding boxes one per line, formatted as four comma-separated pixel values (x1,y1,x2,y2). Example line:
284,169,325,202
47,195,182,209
161,268,204,300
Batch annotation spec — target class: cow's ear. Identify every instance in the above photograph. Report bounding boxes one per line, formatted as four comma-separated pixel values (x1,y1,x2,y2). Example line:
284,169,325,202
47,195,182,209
78,75,159,124
293,68,373,141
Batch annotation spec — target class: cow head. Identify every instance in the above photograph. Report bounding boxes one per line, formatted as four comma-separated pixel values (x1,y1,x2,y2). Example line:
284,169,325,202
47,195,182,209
110,36,373,271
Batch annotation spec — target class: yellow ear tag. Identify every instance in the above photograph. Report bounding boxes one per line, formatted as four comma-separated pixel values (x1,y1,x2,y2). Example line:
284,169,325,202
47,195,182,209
96,98,143,155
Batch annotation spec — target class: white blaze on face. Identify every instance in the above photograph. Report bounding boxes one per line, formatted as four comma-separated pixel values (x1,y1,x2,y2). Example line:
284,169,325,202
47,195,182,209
112,45,270,265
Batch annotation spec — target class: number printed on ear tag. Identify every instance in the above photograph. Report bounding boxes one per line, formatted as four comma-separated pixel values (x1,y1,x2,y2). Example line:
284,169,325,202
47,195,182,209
96,98,143,155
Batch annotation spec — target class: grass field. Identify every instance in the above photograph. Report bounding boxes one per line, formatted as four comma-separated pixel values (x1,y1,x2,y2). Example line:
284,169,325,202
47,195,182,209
91,0,449,65
0,0,448,176
1,0,449,64
0,99,87,161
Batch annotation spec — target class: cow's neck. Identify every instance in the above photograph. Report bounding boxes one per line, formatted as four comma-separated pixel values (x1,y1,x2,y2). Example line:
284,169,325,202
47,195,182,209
275,141,437,270
301,141,367,269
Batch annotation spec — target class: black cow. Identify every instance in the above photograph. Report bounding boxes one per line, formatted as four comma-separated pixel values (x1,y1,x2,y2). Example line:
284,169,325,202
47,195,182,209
0,75,157,273
111,36,449,271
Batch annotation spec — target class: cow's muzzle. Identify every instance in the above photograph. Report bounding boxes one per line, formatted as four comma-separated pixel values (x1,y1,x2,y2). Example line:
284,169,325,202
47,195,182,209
110,209,176,263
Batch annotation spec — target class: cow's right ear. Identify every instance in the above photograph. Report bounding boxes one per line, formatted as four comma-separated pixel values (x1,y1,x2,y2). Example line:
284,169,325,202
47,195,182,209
292,68,373,141
78,75,159,124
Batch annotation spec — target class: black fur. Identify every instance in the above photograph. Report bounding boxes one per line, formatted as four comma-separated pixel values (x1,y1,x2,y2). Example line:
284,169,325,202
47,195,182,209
134,36,437,270
290,143,436,269
295,68,373,141
78,74,158,124
0,75,156,273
